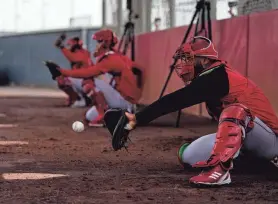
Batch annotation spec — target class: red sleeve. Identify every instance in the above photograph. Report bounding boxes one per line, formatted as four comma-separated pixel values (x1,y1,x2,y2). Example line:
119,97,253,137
61,48,84,62
86,51,94,66
60,65,102,78
60,55,124,78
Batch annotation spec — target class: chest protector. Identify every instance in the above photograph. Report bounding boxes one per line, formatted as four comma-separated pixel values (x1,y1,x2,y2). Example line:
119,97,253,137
202,61,278,134
97,52,142,104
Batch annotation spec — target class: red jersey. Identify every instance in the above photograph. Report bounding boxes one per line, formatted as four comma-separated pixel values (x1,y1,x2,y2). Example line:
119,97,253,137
134,61,278,135
221,65,278,133
60,52,142,104
61,48,93,69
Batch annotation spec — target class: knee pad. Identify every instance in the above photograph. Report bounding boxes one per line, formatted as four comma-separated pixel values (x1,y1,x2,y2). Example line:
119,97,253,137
177,143,190,167
85,106,98,121
81,79,108,118
194,104,254,168
57,76,72,89
56,76,80,102
220,103,254,130
82,79,95,95
93,91,109,116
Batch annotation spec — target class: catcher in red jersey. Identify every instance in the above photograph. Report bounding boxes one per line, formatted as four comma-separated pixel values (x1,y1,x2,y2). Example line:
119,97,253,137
45,29,143,127
108,36,278,186
53,34,94,107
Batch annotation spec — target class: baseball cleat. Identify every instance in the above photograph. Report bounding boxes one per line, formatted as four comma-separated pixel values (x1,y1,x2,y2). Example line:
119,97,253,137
88,121,104,127
70,99,86,108
88,115,105,127
189,164,231,186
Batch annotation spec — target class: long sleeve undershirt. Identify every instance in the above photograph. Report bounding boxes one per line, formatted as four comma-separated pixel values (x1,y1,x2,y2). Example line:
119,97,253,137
135,66,229,125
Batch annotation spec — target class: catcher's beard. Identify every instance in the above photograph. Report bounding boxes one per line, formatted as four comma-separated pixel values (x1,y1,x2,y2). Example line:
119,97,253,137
175,64,195,84
180,73,193,85
194,60,205,76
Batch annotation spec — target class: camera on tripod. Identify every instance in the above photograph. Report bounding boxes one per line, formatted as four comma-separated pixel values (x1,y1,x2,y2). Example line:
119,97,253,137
228,1,238,8
118,0,139,60
117,0,143,89
126,0,139,21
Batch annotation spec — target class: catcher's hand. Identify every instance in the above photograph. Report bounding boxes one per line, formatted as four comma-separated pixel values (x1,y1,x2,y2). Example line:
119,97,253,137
55,33,66,48
43,61,62,80
104,108,136,151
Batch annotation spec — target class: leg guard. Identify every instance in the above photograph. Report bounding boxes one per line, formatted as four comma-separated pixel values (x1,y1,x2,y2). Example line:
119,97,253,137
194,103,254,168
82,79,95,96
88,92,109,127
92,91,109,116
82,79,109,122
57,76,80,106
80,79,94,106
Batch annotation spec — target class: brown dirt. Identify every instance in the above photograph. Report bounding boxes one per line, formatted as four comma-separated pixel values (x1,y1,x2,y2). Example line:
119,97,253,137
0,97,278,204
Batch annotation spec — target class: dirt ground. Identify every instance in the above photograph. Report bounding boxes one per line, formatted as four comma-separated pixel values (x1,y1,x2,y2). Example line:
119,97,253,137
1,97,278,204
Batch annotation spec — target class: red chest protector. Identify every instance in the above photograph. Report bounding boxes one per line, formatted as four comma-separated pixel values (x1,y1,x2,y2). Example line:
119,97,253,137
201,61,278,134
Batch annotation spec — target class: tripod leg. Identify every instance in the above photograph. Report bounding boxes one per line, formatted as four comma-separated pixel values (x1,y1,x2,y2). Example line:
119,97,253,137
175,0,206,128
159,64,175,99
159,5,201,99
158,0,205,127
124,24,135,60
131,26,135,61
118,26,128,53
194,14,200,36
206,2,212,40
201,4,207,36
123,31,130,55
176,109,182,127
181,0,204,44
195,4,206,36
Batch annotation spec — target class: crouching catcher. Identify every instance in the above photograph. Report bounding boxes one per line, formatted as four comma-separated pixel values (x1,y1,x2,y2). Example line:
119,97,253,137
104,36,278,186
49,33,93,107
44,29,143,127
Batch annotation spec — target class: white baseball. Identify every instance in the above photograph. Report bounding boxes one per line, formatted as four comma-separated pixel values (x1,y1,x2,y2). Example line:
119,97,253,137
72,121,85,133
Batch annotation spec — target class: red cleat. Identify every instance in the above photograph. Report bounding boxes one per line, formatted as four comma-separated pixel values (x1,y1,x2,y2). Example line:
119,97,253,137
189,163,231,186
88,115,105,127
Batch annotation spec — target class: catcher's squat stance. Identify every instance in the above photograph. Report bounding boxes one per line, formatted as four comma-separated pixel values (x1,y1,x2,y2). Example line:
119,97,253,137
45,29,143,127
105,36,278,186
54,34,93,107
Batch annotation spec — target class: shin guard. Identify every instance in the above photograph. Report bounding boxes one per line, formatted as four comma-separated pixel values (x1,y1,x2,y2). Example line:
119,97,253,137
82,79,109,120
194,104,254,168
57,76,80,105
91,91,109,118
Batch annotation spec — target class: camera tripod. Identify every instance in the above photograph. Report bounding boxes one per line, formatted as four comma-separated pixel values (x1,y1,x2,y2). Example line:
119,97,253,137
159,0,213,127
117,0,139,61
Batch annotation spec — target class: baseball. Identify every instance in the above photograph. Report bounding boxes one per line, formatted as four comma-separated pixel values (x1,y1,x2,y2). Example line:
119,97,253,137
72,121,85,133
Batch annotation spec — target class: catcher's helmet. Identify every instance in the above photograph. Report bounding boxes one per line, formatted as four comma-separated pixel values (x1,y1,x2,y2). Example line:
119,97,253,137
92,29,118,57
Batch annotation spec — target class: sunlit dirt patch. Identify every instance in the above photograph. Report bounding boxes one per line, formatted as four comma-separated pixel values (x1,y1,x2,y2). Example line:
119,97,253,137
0,141,28,145
0,124,18,128
1,173,68,180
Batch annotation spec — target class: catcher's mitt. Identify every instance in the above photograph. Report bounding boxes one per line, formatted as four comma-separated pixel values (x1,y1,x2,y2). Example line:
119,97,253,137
43,61,62,80
104,108,131,151
55,33,66,48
